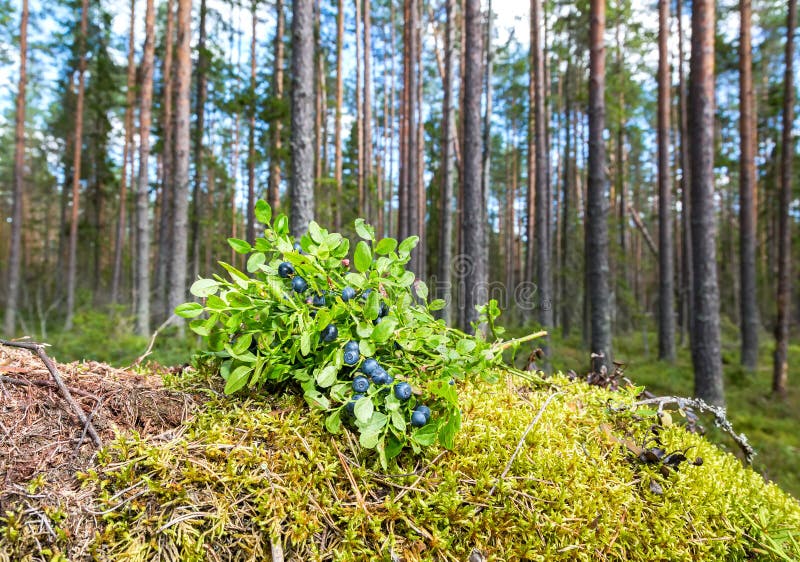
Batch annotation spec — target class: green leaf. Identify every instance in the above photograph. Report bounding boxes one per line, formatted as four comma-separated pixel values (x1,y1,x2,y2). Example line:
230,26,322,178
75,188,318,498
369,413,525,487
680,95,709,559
308,221,325,243
224,365,252,395
372,318,397,343
374,237,398,255
358,339,376,357
190,278,220,297
428,299,446,311
438,408,462,450
325,410,343,434
344,272,366,289
456,339,477,355
354,241,372,272
228,238,252,254
414,281,429,300
398,235,419,254
274,214,289,234
391,410,407,432
316,365,338,388
412,424,438,446
255,200,272,224
189,318,211,337
354,218,375,240
359,428,381,449
218,262,250,289
398,271,415,287
205,294,228,310
232,334,252,355
365,289,380,320
175,302,204,318
354,397,374,423
301,331,311,356
246,252,266,272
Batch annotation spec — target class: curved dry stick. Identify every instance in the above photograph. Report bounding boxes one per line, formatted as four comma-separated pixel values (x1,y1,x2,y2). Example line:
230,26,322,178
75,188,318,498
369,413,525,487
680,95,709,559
0,339,102,448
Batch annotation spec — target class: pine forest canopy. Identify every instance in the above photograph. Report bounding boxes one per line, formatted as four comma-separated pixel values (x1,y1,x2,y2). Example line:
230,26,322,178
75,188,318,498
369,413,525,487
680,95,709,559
0,0,798,409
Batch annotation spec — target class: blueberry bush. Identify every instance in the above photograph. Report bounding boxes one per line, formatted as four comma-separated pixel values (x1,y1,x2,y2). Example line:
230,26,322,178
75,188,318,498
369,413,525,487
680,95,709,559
176,201,544,468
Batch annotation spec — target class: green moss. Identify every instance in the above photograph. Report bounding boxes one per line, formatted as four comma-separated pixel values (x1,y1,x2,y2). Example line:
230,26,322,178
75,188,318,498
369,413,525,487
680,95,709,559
4,372,797,561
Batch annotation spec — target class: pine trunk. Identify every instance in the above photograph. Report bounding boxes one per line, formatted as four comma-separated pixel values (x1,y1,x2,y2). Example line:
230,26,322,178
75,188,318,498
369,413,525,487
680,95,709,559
587,0,612,371
135,0,156,336
290,0,315,236
269,0,285,213
64,0,89,331
678,0,693,347
437,0,456,324
462,0,486,332
167,0,193,325
155,0,175,321
110,0,136,306
689,0,724,406
3,0,28,336
657,0,675,362
191,0,207,279
532,0,552,336
773,0,796,397
247,2,257,243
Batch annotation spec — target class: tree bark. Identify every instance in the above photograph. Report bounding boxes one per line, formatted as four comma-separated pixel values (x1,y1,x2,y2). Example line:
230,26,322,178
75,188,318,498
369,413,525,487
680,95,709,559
290,0,315,236
167,0,193,325
560,61,572,338
247,1,257,243
269,0,285,213
587,0,612,371
532,0,552,337
110,0,136,306
333,0,343,230
3,0,28,336
135,0,156,336
773,0,796,397
155,0,175,321
190,0,208,279
438,0,456,324
677,0,693,347
658,0,675,362
739,0,759,370
689,0,724,406
525,0,536,316
462,0,486,332
356,0,364,217
64,0,89,331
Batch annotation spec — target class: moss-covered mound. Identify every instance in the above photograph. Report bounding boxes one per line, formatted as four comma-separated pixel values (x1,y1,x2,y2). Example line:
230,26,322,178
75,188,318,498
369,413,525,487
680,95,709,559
2,372,798,561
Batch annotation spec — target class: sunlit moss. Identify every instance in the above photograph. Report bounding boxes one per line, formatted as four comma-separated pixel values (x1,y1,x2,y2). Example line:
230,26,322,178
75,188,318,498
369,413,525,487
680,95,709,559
2,373,799,561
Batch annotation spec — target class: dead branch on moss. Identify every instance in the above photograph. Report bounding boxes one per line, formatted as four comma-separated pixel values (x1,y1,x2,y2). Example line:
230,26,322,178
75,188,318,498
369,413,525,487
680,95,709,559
0,339,102,448
484,391,563,504
633,395,755,464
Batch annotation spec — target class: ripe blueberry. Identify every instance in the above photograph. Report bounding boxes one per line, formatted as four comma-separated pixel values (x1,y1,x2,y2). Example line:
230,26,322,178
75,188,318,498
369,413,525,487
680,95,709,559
341,286,356,302
320,324,338,342
278,262,295,278
414,404,431,422
373,316,383,325
292,276,308,293
312,293,326,307
352,376,370,393
344,340,360,353
371,367,389,384
410,410,428,427
361,358,379,375
343,349,360,365
379,302,390,317
394,382,412,401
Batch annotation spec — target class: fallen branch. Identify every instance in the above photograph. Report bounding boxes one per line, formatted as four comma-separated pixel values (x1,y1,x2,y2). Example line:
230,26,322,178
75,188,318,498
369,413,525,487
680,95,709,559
627,203,658,257
634,395,755,464
0,339,102,448
132,313,179,367
483,391,562,504
0,374,99,401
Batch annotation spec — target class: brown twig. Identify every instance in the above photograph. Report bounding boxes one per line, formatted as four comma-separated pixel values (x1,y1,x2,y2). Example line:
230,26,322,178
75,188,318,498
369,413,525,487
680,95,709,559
483,391,562,505
0,375,99,401
331,438,369,514
0,339,102,448
132,313,178,367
